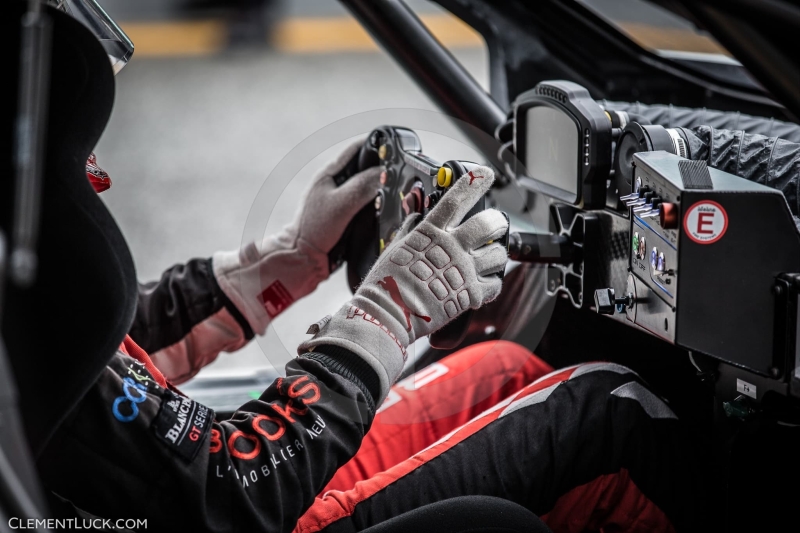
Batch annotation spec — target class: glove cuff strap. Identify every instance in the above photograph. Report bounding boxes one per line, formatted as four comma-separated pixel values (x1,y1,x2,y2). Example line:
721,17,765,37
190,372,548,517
298,302,409,404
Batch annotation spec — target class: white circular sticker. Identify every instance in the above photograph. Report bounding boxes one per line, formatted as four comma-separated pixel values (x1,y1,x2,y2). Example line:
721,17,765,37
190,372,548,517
683,201,728,244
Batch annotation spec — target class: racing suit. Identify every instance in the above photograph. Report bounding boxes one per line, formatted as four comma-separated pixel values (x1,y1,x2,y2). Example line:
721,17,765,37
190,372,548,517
37,156,698,532
39,260,699,533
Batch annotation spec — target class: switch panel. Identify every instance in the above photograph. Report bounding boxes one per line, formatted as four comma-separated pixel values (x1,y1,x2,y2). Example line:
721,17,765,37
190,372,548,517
624,152,800,376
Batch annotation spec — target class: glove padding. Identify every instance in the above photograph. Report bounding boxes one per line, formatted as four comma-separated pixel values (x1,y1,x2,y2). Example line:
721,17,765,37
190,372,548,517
214,140,380,335
299,166,508,402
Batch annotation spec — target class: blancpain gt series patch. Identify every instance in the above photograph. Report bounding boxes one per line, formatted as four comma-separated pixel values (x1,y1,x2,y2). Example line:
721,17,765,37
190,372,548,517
153,389,213,461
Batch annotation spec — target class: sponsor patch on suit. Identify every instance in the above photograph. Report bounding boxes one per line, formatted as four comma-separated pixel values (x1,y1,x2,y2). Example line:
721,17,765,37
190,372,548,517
153,389,213,461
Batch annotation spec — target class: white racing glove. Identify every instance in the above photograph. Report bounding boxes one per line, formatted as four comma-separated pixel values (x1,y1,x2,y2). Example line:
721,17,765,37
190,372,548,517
213,140,381,335
298,166,508,402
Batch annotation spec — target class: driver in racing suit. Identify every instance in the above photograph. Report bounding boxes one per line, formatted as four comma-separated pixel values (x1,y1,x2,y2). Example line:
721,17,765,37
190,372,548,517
40,147,701,533
37,2,702,532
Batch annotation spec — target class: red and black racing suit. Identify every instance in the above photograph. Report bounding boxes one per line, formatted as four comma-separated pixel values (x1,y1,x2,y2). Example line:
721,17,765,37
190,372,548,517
37,259,701,532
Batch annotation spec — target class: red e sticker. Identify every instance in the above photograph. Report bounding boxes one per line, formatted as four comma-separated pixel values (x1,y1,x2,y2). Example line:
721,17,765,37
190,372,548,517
683,201,728,244
259,280,294,318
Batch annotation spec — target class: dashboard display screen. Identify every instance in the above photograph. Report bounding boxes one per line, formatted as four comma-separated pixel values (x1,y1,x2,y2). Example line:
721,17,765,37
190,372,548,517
525,106,579,196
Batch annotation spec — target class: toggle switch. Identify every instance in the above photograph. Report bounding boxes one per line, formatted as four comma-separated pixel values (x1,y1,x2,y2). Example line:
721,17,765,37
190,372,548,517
620,177,643,201
594,287,635,315
627,191,654,207
634,197,662,215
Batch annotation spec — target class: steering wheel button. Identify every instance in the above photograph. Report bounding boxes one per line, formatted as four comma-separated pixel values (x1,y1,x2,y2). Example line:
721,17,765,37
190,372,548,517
403,185,425,216
374,190,385,215
437,166,453,187
402,194,414,215
657,252,666,272
650,247,658,268
632,232,639,253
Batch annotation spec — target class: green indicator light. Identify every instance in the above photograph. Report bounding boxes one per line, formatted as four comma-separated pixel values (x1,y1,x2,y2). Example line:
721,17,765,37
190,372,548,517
248,391,261,400
632,232,640,253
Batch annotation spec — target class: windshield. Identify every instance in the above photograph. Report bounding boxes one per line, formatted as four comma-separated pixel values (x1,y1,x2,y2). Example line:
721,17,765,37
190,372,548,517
579,0,730,56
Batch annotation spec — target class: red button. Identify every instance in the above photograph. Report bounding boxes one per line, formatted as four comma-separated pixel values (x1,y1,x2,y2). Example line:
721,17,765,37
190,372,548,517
660,202,679,229
403,186,425,215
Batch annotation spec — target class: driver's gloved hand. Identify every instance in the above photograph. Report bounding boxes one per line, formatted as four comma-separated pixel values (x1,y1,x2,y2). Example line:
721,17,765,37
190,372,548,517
299,166,508,402
213,140,380,336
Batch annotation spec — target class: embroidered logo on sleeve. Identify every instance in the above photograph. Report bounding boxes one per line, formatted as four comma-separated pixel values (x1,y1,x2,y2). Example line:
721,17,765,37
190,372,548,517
153,389,213,461
258,280,294,318
112,378,147,423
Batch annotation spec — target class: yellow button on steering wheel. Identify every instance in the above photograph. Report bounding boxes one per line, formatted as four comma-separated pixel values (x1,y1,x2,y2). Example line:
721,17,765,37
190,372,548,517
437,166,453,187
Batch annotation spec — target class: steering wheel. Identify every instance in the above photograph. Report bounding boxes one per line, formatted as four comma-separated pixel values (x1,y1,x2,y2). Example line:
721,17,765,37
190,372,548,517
328,126,506,349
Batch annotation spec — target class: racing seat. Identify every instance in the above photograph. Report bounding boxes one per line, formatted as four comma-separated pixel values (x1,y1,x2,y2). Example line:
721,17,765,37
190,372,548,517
1,1,138,457
359,496,553,533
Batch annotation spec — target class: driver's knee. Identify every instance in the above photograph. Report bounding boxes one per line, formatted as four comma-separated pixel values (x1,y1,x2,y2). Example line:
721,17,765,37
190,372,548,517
434,340,554,390
373,341,552,428
510,361,669,414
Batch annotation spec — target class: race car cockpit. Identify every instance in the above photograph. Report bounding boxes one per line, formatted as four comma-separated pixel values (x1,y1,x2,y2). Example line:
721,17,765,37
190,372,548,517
3,0,800,531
